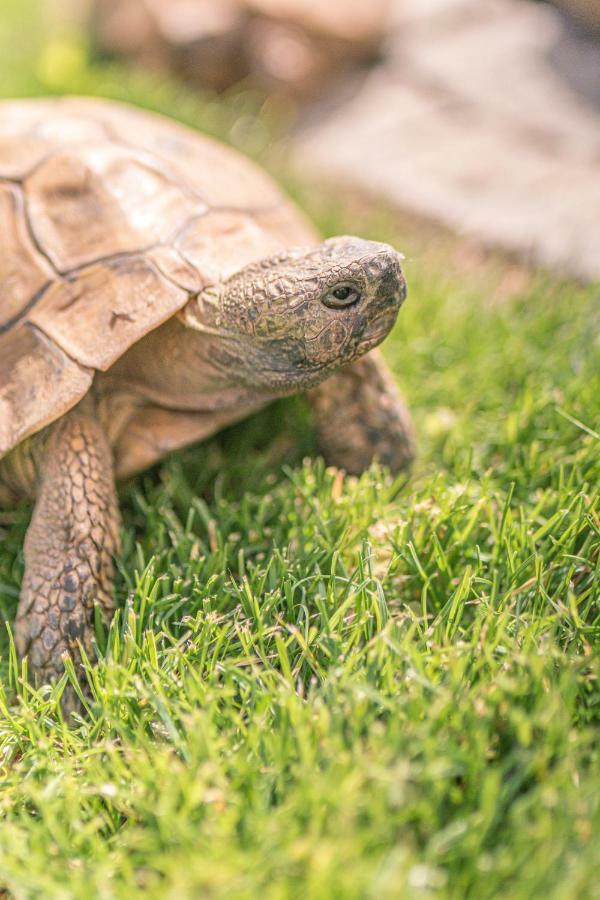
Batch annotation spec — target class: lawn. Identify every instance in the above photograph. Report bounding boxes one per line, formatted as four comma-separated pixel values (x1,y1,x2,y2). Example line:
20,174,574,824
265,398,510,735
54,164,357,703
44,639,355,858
0,3,599,898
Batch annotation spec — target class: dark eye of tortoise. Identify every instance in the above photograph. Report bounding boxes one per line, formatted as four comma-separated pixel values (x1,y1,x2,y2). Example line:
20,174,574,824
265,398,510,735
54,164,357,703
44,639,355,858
324,284,361,308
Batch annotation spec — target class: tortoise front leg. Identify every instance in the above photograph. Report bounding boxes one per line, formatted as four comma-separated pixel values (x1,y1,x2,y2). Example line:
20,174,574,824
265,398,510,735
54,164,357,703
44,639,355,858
15,411,120,710
307,350,415,475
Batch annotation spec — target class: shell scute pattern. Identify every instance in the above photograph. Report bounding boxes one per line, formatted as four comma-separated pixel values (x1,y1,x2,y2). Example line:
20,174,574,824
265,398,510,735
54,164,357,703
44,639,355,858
0,103,109,179
0,97,315,457
28,254,191,370
0,325,93,456
23,143,207,272
0,182,53,331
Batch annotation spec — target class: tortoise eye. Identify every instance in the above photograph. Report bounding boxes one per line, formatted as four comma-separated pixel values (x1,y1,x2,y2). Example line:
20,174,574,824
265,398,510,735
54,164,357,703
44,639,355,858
324,283,361,309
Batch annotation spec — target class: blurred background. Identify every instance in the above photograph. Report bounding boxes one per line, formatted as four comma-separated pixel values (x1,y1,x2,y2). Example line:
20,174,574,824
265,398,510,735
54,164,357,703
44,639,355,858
1,0,599,280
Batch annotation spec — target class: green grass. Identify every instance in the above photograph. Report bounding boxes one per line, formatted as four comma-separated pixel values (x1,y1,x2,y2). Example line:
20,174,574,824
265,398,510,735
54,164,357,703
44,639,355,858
0,3,599,897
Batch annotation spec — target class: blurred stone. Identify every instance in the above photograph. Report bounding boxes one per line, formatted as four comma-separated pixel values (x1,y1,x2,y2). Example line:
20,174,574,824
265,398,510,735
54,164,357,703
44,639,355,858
295,0,600,280
550,0,600,34
246,0,390,45
90,0,392,99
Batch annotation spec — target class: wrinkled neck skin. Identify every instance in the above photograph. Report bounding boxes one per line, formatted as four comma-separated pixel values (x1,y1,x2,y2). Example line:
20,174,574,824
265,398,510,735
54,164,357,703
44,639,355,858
99,285,329,416
99,319,265,414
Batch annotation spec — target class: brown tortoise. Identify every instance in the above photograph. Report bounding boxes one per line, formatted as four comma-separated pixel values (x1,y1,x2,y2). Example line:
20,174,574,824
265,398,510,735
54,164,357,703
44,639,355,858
0,97,413,706
90,0,391,99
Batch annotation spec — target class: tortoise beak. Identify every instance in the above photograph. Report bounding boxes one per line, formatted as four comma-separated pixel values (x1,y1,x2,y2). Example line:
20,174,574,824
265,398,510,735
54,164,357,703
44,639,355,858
359,307,400,351
354,249,406,351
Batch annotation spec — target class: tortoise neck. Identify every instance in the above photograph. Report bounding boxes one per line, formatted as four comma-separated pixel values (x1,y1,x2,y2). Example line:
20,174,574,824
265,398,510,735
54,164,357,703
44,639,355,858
100,316,276,413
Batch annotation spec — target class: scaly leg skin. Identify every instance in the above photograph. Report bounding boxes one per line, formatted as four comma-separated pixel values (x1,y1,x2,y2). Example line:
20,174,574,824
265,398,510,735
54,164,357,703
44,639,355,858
307,350,415,475
15,411,120,713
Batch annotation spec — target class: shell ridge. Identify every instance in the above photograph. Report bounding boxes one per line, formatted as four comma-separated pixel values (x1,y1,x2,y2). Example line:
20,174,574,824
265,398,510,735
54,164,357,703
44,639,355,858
18,185,62,279
0,280,52,335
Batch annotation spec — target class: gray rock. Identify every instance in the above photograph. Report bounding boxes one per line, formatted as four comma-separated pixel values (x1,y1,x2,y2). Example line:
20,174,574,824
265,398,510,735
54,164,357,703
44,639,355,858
295,0,600,280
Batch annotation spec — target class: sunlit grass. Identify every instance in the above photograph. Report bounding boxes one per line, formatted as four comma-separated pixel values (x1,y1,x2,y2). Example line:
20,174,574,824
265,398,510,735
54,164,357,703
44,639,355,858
0,3,599,897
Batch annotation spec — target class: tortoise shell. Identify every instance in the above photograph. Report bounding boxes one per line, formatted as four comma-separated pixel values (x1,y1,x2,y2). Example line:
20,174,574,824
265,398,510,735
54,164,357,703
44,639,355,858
0,96,317,458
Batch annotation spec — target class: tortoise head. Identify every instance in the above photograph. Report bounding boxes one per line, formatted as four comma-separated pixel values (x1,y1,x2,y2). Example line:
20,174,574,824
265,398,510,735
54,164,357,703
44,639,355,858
183,237,407,393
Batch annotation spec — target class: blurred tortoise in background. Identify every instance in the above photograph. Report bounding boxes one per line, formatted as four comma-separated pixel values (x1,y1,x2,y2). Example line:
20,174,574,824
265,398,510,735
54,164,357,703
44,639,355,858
0,96,413,708
89,0,392,99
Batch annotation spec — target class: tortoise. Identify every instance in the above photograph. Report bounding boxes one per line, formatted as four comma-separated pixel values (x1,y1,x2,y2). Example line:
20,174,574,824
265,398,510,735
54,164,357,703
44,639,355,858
0,96,413,705
90,0,391,99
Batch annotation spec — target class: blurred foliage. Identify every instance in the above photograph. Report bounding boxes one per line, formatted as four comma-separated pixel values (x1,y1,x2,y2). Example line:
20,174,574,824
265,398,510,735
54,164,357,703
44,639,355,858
0,0,293,159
